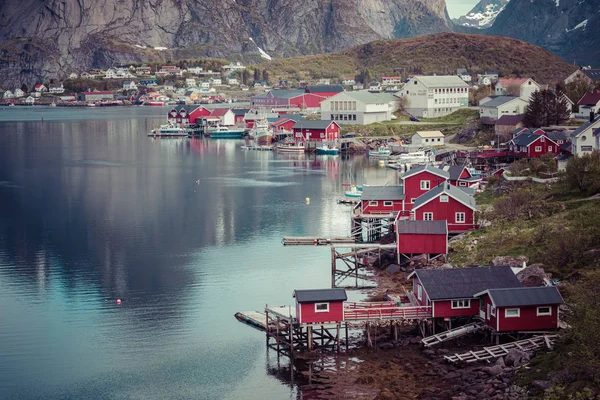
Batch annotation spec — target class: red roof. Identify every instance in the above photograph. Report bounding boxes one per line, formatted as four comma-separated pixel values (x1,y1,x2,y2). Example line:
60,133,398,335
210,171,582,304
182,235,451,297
578,92,600,106
498,78,529,87
34,84,44,88
271,118,290,126
210,108,231,117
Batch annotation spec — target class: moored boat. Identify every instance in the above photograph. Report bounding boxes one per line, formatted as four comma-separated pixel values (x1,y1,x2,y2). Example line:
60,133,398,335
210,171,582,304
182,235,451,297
369,146,392,157
396,150,432,164
148,124,189,137
207,126,245,139
148,101,165,107
250,115,274,145
276,141,306,153
316,144,340,155
344,186,362,198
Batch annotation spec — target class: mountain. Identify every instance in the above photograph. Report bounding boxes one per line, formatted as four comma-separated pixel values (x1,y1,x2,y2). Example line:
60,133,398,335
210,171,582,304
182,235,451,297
487,0,600,66
0,0,452,86
452,0,510,29
261,33,577,85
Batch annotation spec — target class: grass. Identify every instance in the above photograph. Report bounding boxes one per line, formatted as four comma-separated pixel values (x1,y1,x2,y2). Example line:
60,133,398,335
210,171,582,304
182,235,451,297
419,109,480,124
340,122,464,137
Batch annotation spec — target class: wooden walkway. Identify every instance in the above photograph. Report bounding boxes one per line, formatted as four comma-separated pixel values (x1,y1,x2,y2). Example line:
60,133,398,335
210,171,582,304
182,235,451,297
282,236,355,246
421,321,485,347
344,303,432,321
444,335,557,363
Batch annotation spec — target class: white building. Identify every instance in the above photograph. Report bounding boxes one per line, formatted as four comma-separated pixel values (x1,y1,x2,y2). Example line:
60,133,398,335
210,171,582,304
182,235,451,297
411,131,445,147
185,78,196,87
571,114,600,156
222,62,245,72
3,90,14,99
368,82,381,92
318,78,331,85
381,76,403,86
479,96,528,120
14,88,25,98
210,77,222,85
226,77,238,85
200,81,210,89
34,84,47,92
49,83,65,94
25,96,35,105
187,67,204,75
320,91,398,125
399,75,470,118
495,78,541,101
163,81,175,92
342,78,356,86
122,81,137,91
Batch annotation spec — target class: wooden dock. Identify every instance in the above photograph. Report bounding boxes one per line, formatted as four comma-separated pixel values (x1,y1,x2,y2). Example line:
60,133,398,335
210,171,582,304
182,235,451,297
235,311,268,331
282,237,356,246
241,145,273,151
444,334,557,363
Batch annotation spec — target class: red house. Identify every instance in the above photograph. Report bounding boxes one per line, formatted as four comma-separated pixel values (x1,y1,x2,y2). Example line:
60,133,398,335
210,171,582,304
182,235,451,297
447,165,482,188
474,286,563,332
411,182,478,233
396,220,448,257
407,267,521,319
509,132,559,158
292,120,340,142
231,108,250,125
401,165,449,208
360,186,405,214
251,90,326,110
271,118,297,133
187,106,211,124
304,84,344,99
294,288,347,324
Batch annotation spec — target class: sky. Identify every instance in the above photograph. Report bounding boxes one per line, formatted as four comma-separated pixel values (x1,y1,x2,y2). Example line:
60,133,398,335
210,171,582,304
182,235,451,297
445,0,480,18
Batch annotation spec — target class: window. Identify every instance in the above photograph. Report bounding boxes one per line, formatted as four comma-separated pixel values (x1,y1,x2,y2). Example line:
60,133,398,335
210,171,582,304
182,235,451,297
455,212,465,223
314,303,329,313
425,138,429,143
548,146,553,152
320,132,325,138
440,195,449,203
582,136,587,141
423,212,433,221
420,180,430,190
505,308,520,318
540,137,545,142
459,181,467,187
411,198,416,203
414,80,417,85
383,201,393,207
537,306,552,316
535,146,542,152
369,201,378,206
491,306,496,316
451,299,471,309
417,284,423,301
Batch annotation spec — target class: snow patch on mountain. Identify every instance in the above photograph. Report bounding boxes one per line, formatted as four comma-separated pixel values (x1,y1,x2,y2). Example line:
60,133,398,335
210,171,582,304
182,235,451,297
566,19,588,32
452,0,510,29
249,38,272,60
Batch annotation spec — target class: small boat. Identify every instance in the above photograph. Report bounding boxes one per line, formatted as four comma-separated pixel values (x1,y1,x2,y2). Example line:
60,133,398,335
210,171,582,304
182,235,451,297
397,151,432,164
207,125,245,139
276,141,306,153
369,146,392,157
344,186,362,198
148,124,189,137
87,103,96,107
8,103,15,107
50,102,57,107
148,101,165,106
316,144,340,155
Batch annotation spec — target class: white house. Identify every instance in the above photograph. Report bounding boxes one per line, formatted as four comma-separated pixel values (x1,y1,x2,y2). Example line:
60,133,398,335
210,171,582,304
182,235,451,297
318,78,331,85
399,75,470,118
69,73,78,79
479,96,528,120
210,77,222,85
382,76,403,86
478,76,492,86
49,83,65,94
14,88,25,98
342,78,356,86
571,114,600,156
34,84,47,93
123,81,137,91
457,68,471,83
3,90,14,99
226,77,238,85
368,82,382,92
187,67,204,75
320,91,398,125
164,81,175,92
80,72,95,79
411,131,445,147
200,81,210,89
222,62,245,72
25,96,35,105
30,91,41,98
495,78,540,101
185,78,196,87
576,92,600,119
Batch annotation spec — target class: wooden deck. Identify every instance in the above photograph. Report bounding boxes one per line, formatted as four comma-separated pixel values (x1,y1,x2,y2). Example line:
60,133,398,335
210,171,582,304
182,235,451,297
344,304,432,321
444,335,557,363
282,236,356,246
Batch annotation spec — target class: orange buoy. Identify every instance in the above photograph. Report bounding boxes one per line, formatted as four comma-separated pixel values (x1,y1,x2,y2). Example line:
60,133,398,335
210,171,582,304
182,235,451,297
116,299,122,305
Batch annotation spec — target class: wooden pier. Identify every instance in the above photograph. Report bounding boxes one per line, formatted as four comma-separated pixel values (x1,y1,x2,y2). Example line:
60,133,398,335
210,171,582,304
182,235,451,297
444,335,557,363
282,237,355,246
331,244,396,288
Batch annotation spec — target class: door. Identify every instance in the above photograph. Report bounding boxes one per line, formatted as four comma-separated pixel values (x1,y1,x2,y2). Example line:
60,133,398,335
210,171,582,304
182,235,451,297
479,299,485,319
486,303,491,320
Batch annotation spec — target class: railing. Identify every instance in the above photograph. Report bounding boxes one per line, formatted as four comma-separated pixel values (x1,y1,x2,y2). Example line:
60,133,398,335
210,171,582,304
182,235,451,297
344,305,432,321
345,301,398,309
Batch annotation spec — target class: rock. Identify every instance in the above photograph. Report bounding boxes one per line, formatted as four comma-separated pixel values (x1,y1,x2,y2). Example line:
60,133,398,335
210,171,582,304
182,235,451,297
490,255,528,269
437,348,450,355
380,342,395,349
517,264,550,287
482,365,504,376
532,380,551,391
495,357,506,368
410,337,422,344
373,389,396,400
423,349,436,358
451,395,468,400
440,263,454,269
385,264,402,274
505,349,530,367
410,254,428,267
444,371,462,380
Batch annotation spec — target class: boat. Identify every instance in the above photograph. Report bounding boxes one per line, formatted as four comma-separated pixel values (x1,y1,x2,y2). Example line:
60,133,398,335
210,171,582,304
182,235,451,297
249,114,273,145
87,103,96,107
50,102,56,107
344,186,362,198
369,146,392,157
148,124,189,137
276,141,306,153
207,125,245,139
396,150,432,164
316,144,340,155
148,101,165,107
8,103,15,107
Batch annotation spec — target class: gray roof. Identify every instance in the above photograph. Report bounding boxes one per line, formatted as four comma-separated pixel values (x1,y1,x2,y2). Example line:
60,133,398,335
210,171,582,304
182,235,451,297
361,186,404,201
495,115,525,125
447,165,466,181
413,267,521,300
231,108,250,116
294,288,347,303
480,96,522,108
570,114,600,138
396,220,448,235
415,75,470,88
482,286,564,307
545,130,568,141
511,133,544,146
412,182,477,210
340,91,395,104
402,164,450,180
582,69,600,81
305,85,344,93
292,120,337,129
269,89,305,99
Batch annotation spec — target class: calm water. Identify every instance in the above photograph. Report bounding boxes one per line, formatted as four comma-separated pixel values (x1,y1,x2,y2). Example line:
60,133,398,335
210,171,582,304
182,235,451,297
0,107,397,399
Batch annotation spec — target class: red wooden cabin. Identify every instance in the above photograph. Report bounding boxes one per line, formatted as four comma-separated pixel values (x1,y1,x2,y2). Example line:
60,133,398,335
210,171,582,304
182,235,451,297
475,286,563,332
396,220,448,257
411,182,478,233
292,120,340,142
188,106,211,124
294,288,347,324
401,165,449,208
447,165,482,188
407,267,521,319
231,108,250,125
509,132,559,158
360,186,405,214
271,118,297,132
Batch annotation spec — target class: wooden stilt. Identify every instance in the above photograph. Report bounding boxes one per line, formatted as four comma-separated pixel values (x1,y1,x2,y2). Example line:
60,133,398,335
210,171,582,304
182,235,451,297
336,323,341,352
345,322,349,349
307,326,313,351
393,322,398,343
321,326,324,348
331,248,336,288
366,323,373,348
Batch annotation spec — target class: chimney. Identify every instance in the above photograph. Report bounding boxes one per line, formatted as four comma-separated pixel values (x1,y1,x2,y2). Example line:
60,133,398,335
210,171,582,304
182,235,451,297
591,111,595,123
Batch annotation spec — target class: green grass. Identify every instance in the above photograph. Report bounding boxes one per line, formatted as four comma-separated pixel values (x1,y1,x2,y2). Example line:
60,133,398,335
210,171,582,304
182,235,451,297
340,123,463,137
420,109,480,124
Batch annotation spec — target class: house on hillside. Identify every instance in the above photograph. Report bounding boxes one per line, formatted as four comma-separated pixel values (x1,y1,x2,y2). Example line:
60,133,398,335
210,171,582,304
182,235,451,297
564,68,600,85
25,96,35,105
570,113,600,156
457,68,471,83
411,131,445,147
509,132,560,158
359,186,406,215
135,66,152,75
251,89,325,111
123,81,137,91
293,289,347,325
399,75,469,118
446,165,482,188
407,267,521,319
164,81,175,91
320,91,397,125
368,82,382,92
342,78,356,86
475,286,563,332
494,114,525,135
396,220,448,259
14,88,25,98
292,120,340,142
479,96,528,121
34,84,47,93
140,79,158,86
401,164,449,207
576,92,600,119
3,90,14,99
495,78,540,101
49,83,65,94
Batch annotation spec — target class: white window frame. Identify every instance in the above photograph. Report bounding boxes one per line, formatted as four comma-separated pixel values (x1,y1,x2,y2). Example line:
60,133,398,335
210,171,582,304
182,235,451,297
411,198,416,203
417,284,423,301
505,308,520,318
537,306,552,316
423,212,433,221
491,306,496,317
459,181,467,187
383,201,393,207
369,201,378,206
440,195,449,203
548,146,553,152
420,180,430,190
314,303,330,313
535,146,542,152
455,212,465,223
540,136,545,142
451,299,471,309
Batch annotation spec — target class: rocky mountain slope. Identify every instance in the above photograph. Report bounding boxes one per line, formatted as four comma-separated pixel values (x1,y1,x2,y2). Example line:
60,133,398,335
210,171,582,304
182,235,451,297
452,0,509,28
0,0,451,86
487,0,600,66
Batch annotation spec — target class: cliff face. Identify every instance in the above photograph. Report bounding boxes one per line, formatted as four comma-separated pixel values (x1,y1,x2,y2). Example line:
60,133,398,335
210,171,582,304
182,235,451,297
0,0,451,85
488,0,600,66
452,0,510,29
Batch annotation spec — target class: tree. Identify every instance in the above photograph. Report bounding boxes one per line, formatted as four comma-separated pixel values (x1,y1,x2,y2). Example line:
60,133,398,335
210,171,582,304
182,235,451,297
505,83,521,97
253,69,259,81
242,69,250,85
564,76,593,110
20,83,28,93
524,89,571,127
563,151,600,194
262,69,269,83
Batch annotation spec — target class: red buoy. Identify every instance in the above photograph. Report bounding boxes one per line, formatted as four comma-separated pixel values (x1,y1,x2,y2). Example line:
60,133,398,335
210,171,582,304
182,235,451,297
116,299,122,305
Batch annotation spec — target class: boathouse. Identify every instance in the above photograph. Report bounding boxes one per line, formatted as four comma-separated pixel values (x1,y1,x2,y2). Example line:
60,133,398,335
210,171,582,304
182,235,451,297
360,186,405,214
396,220,448,258
292,120,340,142
509,132,559,158
294,288,347,324
411,182,478,233
401,165,449,208
447,165,482,188
210,108,235,126
408,267,521,319
474,286,563,332
187,106,211,124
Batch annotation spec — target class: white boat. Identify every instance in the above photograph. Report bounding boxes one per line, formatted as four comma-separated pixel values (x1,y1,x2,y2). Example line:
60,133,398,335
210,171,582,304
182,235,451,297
207,125,245,139
249,114,273,145
316,144,339,155
344,186,362,198
369,146,392,157
276,141,306,153
149,124,188,137
397,151,432,164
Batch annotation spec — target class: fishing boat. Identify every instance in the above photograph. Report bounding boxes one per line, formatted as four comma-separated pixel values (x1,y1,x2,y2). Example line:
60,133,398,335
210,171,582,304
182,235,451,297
207,125,246,139
148,124,188,137
276,141,306,153
344,185,362,198
369,146,392,157
316,144,340,155
250,114,273,145
148,101,165,107
396,150,432,164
